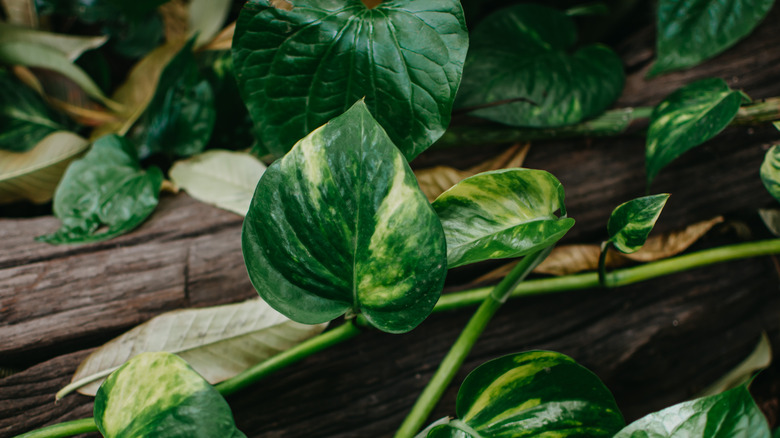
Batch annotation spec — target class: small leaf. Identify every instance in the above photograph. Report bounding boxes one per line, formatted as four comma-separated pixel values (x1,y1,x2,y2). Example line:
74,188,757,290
646,78,746,185
422,351,624,438
432,168,574,268
761,144,780,203
94,352,247,438
37,134,163,244
607,194,670,254
650,0,774,76
57,297,326,398
0,131,89,204
169,150,266,216
759,209,780,236
456,3,624,128
697,332,772,397
232,0,469,160
0,69,66,152
614,384,771,438
188,0,232,47
0,23,108,61
243,101,447,333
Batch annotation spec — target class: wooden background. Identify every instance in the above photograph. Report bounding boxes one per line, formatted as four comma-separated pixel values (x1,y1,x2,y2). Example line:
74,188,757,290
2,3,780,437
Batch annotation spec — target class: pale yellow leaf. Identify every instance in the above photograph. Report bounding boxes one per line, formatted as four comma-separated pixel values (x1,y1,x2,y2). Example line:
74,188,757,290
759,208,780,237
0,131,89,204
200,21,235,51
188,0,232,47
169,149,267,216
697,332,771,397
57,297,327,399
0,23,107,61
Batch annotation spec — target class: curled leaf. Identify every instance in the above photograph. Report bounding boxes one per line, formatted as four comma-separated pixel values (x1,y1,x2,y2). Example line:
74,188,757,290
697,332,772,397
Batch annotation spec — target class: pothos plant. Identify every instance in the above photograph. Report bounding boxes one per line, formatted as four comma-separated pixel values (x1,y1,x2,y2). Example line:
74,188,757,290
8,0,780,437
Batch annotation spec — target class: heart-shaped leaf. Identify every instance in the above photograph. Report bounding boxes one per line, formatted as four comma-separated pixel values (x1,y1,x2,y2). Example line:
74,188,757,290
761,145,780,203
650,0,774,76
646,78,747,186
232,0,468,160
420,351,624,437
94,352,246,438
607,194,669,254
242,100,446,334
37,134,163,244
614,384,770,438
0,69,67,152
432,168,574,268
455,3,624,128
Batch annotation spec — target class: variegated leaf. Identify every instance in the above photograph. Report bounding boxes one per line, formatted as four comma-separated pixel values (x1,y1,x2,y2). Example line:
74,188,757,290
242,100,446,334
646,78,747,186
420,351,624,437
432,168,574,268
761,144,780,203
607,194,669,254
94,352,246,438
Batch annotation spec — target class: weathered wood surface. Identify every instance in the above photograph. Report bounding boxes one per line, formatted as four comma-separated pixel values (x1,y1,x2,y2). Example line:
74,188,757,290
3,5,780,438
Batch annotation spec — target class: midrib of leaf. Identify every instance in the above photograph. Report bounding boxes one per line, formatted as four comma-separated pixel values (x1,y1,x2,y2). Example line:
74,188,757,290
450,214,559,248
351,112,366,314
379,9,416,128
649,91,733,152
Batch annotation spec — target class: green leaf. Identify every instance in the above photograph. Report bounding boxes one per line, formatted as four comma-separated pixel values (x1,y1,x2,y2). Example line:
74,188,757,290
0,69,66,152
232,0,468,160
422,351,624,438
132,38,215,158
607,194,669,254
0,23,108,62
57,297,326,398
455,3,624,128
614,384,770,438
650,0,775,76
94,352,246,438
761,144,780,203
242,100,447,334
646,78,746,186
432,168,574,268
37,134,163,245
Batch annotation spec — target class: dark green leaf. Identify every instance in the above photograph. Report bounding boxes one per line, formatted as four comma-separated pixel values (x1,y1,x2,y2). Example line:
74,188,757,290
432,168,574,268
106,11,165,59
650,0,774,76
646,78,746,186
232,0,468,160
614,384,770,438
422,351,624,438
455,4,624,128
242,101,446,334
761,145,780,203
0,69,65,152
94,352,246,438
132,38,215,158
37,134,163,244
103,0,169,17
607,194,669,254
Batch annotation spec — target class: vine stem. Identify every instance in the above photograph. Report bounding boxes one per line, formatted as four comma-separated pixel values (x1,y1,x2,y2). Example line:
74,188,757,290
13,238,780,438
393,247,552,438
597,241,610,287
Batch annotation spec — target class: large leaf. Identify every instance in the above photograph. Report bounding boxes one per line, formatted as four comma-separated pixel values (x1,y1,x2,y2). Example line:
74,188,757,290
232,0,468,160
94,352,247,438
432,168,574,268
0,131,89,204
607,194,669,254
646,78,747,185
57,297,326,398
650,0,775,76
761,144,780,203
420,351,624,438
614,384,770,438
242,101,447,333
455,3,624,128
170,149,267,216
0,69,66,152
37,134,163,244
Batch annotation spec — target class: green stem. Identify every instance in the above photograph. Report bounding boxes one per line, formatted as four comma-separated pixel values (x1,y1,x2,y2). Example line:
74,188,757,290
394,248,551,438
12,419,97,438
597,241,610,287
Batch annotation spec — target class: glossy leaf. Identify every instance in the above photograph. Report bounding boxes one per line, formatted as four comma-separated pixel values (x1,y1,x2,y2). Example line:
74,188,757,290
37,134,163,244
761,144,780,203
420,351,624,437
646,78,747,185
232,0,468,160
132,38,215,158
170,150,266,216
0,131,89,204
0,69,66,152
455,3,624,128
242,101,446,333
607,194,669,254
432,168,574,268
614,384,770,438
650,0,774,76
57,297,326,398
94,352,246,438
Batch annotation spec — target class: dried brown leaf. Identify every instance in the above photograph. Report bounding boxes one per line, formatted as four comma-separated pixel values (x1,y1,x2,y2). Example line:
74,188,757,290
1,0,38,28
160,0,190,43
622,216,723,262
